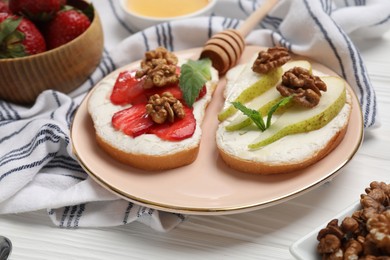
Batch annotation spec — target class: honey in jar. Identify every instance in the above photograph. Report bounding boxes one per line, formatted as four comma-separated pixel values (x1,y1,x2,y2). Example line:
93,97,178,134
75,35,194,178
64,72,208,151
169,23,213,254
126,0,211,18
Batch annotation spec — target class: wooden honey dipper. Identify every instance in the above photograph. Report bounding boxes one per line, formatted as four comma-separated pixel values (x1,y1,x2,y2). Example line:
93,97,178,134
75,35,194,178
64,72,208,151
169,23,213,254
200,0,278,75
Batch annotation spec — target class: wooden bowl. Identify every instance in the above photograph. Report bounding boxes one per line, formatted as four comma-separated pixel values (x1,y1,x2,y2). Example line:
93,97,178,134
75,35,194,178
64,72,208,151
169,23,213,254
0,0,104,105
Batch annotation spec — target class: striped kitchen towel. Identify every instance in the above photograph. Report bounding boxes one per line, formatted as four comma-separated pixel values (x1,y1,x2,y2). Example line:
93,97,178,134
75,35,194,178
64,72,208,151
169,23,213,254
0,0,389,231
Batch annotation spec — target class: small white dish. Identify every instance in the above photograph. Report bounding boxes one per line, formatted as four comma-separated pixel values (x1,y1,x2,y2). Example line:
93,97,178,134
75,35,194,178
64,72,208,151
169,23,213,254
119,0,217,30
289,201,361,260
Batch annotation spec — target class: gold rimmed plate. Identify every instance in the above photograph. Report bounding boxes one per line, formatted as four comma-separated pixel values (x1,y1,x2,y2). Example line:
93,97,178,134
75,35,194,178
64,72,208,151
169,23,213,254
70,46,363,215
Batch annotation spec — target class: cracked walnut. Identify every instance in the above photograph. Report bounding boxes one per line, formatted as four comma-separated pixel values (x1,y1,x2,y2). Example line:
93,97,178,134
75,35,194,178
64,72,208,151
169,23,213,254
277,66,327,108
317,181,390,259
251,46,291,74
146,92,185,124
136,46,179,89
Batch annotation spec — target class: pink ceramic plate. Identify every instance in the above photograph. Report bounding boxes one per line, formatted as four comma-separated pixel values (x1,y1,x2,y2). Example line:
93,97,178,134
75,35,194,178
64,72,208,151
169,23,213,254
71,46,363,215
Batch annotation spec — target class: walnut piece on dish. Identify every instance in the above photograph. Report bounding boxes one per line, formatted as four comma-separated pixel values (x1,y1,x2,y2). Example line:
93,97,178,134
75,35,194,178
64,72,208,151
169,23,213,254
366,208,390,254
317,181,390,259
251,46,291,74
136,46,179,89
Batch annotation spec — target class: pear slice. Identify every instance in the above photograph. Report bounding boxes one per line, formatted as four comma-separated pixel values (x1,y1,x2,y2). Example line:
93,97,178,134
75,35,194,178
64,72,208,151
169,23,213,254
225,89,283,131
225,60,312,131
248,76,347,150
282,60,312,73
218,67,283,121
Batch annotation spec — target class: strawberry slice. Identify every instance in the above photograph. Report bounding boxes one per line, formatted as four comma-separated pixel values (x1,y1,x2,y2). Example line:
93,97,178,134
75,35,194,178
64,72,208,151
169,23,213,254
149,106,196,141
197,85,207,100
144,84,183,100
146,84,207,103
110,68,204,141
112,104,196,141
110,71,146,105
111,69,207,106
111,103,154,137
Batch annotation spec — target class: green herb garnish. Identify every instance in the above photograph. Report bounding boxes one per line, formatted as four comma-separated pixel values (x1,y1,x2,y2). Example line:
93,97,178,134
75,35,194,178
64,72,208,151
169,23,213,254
231,102,266,130
179,58,211,107
232,95,294,131
265,95,293,128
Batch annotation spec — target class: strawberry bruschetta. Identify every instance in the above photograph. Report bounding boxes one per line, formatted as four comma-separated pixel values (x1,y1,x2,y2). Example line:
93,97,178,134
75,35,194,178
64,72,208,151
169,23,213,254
88,47,218,171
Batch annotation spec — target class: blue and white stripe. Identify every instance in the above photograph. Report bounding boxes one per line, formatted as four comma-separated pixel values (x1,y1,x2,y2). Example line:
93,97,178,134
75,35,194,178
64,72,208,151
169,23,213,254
0,0,388,231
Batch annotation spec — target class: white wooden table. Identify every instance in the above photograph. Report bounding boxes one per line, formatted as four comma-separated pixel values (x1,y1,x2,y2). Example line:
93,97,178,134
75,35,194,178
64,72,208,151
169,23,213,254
1,2,389,259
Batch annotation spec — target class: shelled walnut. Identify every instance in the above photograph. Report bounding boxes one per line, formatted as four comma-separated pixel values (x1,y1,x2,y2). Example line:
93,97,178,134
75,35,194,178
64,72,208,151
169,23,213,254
146,92,185,124
251,46,291,74
317,181,390,259
277,67,327,108
366,211,390,254
136,46,179,89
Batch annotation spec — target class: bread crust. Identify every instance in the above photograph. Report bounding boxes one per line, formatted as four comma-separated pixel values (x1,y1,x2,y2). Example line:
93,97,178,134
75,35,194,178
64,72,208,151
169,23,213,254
217,115,349,175
217,67,352,175
95,133,199,171
88,60,218,171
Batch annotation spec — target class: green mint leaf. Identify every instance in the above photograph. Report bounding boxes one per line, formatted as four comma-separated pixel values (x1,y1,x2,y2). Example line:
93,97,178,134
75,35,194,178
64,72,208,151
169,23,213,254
232,95,293,132
179,58,211,107
266,95,294,128
232,102,266,131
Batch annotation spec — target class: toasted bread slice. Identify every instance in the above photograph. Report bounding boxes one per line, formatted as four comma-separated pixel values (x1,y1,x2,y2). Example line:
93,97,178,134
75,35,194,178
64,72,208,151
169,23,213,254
216,60,352,175
88,60,218,171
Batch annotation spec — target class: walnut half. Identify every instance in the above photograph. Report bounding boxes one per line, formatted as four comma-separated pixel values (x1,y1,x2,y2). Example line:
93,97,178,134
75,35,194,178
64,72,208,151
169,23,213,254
366,210,390,254
317,182,390,259
146,92,185,124
136,47,179,89
251,46,291,74
277,67,327,108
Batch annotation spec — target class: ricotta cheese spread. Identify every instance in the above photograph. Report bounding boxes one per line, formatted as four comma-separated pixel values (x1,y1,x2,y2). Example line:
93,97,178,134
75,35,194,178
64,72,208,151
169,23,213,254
216,60,352,165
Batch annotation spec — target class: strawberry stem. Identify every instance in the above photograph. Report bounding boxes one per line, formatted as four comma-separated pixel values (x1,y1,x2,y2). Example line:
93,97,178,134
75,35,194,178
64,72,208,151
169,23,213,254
0,17,21,44
0,17,29,58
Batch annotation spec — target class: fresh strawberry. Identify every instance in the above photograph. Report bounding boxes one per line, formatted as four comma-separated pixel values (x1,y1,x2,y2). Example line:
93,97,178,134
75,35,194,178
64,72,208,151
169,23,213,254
111,69,207,105
111,103,154,137
144,84,183,100
110,68,201,141
0,1,10,13
149,106,196,141
110,71,147,105
112,103,196,141
9,0,66,21
145,84,207,103
44,6,90,49
197,85,207,100
0,13,46,58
